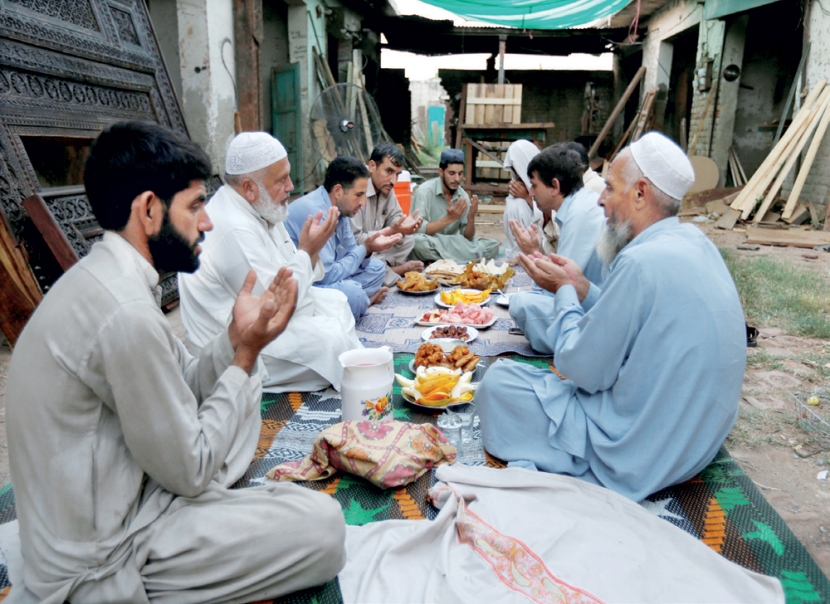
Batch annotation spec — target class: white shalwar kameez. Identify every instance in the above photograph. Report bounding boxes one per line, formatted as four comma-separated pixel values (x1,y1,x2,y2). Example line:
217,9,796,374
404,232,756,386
179,185,361,392
5,233,345,603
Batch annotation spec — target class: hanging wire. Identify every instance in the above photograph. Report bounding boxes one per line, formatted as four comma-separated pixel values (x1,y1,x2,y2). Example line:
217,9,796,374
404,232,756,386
627,0,642,43
219,38,238,109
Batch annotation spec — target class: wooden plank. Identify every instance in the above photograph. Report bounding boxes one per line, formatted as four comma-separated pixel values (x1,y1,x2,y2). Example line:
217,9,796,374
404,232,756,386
461,122,555,130
783,83,830,219
745,226,830,248
716,207,742,230
475,84,486,125
632,88,658,142
688,79,719,156
781,204,810,225
0,215,41,346
477,204,505,214
504,84,514,123
588,65,646,158
513,86,523,124
484,84,495,126
465,83,477,125
22,194,79,271
466,97,522,106
750,89,830,222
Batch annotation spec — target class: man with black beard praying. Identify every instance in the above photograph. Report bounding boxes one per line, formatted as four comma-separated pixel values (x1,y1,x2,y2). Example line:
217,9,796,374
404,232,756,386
476,132,748,502
5,122,346,602
179,132,361,393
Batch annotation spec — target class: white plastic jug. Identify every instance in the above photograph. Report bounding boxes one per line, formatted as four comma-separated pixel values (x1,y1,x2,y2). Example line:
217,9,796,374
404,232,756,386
338,346,394,422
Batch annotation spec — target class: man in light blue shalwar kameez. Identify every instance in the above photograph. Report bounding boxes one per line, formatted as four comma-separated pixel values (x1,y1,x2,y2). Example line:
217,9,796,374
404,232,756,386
507,143,606,354
286,157,402,322
477,132,746,502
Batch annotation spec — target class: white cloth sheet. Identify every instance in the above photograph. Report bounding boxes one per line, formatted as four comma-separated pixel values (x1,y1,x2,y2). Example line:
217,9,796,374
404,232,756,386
340,465,784,604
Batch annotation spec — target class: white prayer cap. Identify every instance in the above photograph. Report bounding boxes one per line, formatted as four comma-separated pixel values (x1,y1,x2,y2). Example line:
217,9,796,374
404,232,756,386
629,132,695,200
225,132,288,175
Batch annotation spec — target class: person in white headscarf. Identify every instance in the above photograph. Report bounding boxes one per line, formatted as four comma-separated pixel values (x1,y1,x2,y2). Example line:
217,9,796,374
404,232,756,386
476,132,746,502
501,140,549,263
179,132,362,392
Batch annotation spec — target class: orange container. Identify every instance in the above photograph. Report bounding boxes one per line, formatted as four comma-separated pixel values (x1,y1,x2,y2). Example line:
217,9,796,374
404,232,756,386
394,180,412,214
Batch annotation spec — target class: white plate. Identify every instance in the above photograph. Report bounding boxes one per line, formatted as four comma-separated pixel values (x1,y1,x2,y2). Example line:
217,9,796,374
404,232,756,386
401,389,476,411
421,325,478,343
395,284,439,295
434,289,491,308
415,316,496,329
495,293,513,307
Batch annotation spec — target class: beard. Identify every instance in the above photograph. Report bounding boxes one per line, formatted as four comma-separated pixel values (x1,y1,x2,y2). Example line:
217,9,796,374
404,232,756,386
148,213,202,274
442,174,459,192
253,183,287,225
596,218,633,268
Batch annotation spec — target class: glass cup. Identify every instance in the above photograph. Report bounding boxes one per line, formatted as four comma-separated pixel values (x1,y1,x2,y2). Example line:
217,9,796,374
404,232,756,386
451,403,476,445
436,412,462,449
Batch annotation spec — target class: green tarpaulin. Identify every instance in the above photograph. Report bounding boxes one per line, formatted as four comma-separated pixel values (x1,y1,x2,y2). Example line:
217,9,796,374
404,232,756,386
417,0,633,30
704,0,781,20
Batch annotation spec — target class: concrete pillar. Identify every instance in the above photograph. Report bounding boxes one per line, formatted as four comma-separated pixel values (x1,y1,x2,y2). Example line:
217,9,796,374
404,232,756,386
798,0,830,215
177,0,237,174
688,19,725,156
710,15,748,187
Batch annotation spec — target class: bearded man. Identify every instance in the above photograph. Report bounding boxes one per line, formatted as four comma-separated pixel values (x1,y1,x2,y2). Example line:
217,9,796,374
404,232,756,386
350,142,425,286
179,132,361,392
6,122,345,602
476,132,746,502
409,148,500,262
285,156,402,322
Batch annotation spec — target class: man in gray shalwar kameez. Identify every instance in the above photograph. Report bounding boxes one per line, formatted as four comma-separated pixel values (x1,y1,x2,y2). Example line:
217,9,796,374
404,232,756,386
409,149,500,262
350,143,425,286
5,122,345,603
477,132,746,502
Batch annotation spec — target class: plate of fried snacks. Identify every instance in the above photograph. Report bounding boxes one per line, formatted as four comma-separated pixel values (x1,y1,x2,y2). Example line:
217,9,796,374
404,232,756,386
447,259,515,291
395,271,439,294
418,303,496,328
410,341,481,373
421,324,478,343
424,259,465,283
435,288,490,307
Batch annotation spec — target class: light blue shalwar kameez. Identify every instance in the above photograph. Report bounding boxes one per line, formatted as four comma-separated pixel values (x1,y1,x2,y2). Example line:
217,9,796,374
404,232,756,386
477,218,746,501
286,186,385,322
510,185,605,354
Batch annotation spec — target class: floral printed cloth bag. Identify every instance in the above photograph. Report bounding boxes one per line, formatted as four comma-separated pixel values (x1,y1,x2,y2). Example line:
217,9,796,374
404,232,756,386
266,420,456,488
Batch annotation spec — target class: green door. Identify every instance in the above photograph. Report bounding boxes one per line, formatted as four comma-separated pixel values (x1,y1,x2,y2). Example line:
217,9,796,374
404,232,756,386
272,63,304,192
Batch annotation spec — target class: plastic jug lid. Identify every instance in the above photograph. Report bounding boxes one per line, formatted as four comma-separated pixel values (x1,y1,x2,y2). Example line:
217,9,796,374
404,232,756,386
398,170,411,182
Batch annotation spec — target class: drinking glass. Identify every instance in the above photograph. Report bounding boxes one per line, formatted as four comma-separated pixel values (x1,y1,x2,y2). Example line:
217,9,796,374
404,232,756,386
451,403,476,444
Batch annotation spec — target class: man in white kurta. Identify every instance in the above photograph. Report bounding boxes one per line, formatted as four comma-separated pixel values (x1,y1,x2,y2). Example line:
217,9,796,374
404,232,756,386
477,133,746,502
5,122,345,603
350,143,424,286
179,133,361,392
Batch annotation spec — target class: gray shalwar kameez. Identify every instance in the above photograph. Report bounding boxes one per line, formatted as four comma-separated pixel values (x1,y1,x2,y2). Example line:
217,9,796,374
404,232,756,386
6,233,345,603
350,178,415,286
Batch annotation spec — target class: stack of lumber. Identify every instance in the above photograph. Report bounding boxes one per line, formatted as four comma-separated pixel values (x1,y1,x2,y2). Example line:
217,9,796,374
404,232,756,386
729,79,830,223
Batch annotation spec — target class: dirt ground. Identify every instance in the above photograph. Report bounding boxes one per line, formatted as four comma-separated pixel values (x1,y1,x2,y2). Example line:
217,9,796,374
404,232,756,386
0,214,826,579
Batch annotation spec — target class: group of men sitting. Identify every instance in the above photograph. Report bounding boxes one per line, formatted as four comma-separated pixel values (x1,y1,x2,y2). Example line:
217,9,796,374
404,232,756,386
4,121,746,602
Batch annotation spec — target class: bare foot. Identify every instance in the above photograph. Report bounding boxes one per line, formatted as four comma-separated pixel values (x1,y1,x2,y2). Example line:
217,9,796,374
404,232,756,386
391,260,425,275
369,286,389,306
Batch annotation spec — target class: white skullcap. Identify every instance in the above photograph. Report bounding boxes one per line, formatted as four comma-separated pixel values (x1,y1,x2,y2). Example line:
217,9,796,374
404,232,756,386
225,132,287,175
629,132,695,200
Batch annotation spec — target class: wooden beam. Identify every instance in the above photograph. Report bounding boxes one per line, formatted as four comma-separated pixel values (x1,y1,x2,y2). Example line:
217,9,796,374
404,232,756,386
746,225,830,248
0,215,41,347
233,0,263,131
22,194,79,272
588,65,646,159
463,137,504,167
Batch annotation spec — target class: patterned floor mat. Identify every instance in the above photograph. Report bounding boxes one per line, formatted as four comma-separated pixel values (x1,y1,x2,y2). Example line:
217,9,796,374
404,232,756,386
0,354,827,603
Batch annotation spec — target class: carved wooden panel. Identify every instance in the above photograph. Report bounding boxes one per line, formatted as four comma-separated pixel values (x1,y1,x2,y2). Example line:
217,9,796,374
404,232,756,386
0,0,188,304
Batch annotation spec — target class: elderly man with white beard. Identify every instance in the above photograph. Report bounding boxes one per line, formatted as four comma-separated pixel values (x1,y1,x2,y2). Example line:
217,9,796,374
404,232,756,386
476,132,747,501
179,132,362,392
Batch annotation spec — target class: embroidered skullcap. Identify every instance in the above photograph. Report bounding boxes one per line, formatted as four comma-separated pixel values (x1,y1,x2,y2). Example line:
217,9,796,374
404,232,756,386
225,132,287,175
629,132,695,200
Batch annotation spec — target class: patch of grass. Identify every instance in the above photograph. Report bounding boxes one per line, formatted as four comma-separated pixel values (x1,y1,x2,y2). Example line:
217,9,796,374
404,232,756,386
727,405,800,448
720,249,830,338
746,350,785,371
